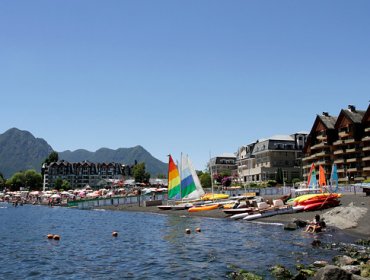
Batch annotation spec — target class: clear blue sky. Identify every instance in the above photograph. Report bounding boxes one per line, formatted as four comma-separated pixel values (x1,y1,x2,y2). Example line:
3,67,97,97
1,0,369,171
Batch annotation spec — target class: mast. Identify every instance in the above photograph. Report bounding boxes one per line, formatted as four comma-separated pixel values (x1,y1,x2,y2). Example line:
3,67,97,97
209,151,214,200
178,153,182,201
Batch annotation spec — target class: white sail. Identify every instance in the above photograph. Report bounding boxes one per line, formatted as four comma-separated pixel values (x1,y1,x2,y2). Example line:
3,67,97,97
181,154,205,200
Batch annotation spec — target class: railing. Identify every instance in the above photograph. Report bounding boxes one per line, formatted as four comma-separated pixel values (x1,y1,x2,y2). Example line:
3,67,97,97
68,185,365,210
68,193,167,210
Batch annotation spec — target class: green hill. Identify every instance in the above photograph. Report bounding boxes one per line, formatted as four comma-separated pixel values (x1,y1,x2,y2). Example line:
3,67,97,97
0,128,167,178
0,128,53,178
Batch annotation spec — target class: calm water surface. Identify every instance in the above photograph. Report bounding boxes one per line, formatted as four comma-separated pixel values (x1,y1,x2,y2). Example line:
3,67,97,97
0,203,352,279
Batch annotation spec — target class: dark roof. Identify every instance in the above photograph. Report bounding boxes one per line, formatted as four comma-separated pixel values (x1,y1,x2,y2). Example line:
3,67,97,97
317,115,337,129
342,109,365,123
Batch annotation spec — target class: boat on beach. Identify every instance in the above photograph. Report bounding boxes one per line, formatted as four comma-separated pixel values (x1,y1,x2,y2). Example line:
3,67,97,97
158,154,205,211
188,204,219,212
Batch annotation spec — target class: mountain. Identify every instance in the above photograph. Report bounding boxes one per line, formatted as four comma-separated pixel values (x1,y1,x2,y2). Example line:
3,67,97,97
0,128,168,178
58,146,167,176
0,128,53,178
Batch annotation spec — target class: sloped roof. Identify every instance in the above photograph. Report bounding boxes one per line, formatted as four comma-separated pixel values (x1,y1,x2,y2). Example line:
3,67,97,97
317,114,337,129
342,108,365,123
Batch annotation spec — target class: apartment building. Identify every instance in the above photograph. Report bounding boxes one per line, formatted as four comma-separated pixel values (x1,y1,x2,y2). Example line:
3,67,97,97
236,133,307,184
43,160,127,189
209,153,237,176
302,104,370,183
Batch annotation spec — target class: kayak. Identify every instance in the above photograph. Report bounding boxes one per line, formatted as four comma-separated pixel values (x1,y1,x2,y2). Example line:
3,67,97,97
298,196,339,206
294,193,341,205
188,204,219,212
303,199,340,211
201,193,229,201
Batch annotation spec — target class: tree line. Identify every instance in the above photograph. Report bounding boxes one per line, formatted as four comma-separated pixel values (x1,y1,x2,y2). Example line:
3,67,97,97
0,151,161,191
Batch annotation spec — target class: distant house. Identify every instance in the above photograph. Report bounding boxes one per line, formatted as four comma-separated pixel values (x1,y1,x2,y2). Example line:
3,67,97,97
43,160,129,189
209,153,237,177
236,132,308,184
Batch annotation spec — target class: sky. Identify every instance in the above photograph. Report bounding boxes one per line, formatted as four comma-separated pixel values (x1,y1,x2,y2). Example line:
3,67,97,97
0,0,369,171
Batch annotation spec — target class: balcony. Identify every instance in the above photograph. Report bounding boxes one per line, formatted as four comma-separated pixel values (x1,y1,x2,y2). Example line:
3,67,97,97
363,167,370,171
347,167,359,173
310,142,328,150
362,156,370,162
363,146,370,151
362,136,370,142
316,135,327,141
337,168,345,173
317,160,331,165
345,148,356,154
333,140,345,146
354,177,364,181
365,127,370,132
344,139,355,144
338,131,349,138
303,154,317,161
334,150,344,155
347,158,359,163
315,151,330,157
334,159,344,164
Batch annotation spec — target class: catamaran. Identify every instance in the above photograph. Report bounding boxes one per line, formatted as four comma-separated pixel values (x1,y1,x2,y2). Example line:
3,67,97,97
157,154,205,210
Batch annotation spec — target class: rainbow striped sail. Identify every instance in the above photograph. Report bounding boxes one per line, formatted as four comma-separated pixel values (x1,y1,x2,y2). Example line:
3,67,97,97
168,155,181,199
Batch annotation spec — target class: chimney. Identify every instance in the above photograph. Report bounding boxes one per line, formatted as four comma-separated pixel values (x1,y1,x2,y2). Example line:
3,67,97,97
322,112,329,116
348,105,356,112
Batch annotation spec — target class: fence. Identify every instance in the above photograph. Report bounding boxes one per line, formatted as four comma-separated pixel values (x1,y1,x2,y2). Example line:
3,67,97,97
68,185,365,209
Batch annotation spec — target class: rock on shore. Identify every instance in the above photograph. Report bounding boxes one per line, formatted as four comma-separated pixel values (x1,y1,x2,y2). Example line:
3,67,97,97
323,202,368,230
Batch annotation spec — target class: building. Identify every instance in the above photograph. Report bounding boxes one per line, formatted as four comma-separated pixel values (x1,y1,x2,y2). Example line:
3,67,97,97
302,104,370,184
236,133,308,184
43,160,128,189
209,153,237,177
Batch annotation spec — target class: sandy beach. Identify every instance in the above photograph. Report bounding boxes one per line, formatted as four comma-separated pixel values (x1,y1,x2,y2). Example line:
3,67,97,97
100,192,370,239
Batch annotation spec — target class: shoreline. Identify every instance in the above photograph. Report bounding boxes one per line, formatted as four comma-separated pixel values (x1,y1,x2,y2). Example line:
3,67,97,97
98,192,370,240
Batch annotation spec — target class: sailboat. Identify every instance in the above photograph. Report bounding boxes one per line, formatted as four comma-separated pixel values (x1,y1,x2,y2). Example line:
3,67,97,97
158,154,205,210
318,165,326,192
330,164,339,193
295,163,321,195
307,163,318,189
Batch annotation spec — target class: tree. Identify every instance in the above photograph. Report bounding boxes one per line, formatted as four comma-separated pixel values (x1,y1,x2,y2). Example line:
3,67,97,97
200,172,212,188
43,151,59,165
7,171,26,191
54,177,63,190
275,168,284,185
24,170,43,191
132,162,150,183
7,170,43,191
157,174,166,179
61,180,71,190
0,172,5,190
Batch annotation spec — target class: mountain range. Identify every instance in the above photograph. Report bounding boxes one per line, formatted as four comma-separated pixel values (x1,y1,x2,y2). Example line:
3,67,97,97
0,128,167,179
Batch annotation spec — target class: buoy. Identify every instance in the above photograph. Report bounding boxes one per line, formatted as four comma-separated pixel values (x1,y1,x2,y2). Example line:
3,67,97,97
185,228,191,234
53,235,60,240
47,234,53,239
195,227,201,233
112,231,118,237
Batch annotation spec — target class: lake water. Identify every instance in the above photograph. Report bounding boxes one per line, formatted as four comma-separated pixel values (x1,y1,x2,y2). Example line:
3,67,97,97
0,203,353,279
